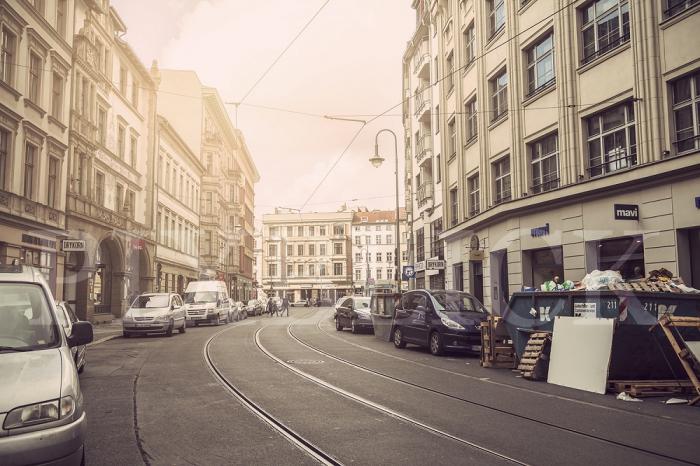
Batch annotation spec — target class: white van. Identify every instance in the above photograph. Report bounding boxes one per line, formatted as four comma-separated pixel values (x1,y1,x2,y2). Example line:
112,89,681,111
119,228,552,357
183,281,230,326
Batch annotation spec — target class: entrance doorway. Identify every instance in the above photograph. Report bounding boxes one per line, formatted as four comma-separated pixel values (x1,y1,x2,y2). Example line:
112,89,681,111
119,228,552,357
94,237,124,317
490,249,509,315
453,263,463,291
470,261,484,304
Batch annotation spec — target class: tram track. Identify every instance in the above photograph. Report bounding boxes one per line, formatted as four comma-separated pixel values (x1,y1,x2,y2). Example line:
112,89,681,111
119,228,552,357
284,314,700,466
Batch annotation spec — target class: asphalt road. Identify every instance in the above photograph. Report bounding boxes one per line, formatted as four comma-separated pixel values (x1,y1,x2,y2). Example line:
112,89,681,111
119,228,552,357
80,307,700,465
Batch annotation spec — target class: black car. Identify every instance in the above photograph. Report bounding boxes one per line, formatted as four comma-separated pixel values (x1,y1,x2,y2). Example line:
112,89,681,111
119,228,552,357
392,289,488,356
334,296,373,334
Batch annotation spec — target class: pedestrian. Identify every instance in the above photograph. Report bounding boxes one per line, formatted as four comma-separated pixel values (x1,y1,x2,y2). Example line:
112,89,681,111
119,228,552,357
266,298,275,317
281,295,290,317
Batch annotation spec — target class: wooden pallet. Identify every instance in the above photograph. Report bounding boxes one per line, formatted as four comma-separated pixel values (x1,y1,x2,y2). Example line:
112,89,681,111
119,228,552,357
517,332,551,380
650,316,700,406
480,316,516,369
608,281,681,293
608,379,695,398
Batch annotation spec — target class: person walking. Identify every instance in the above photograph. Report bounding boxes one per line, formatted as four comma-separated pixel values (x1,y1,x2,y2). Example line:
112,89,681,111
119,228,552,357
281,295,290,317
266,297,276,317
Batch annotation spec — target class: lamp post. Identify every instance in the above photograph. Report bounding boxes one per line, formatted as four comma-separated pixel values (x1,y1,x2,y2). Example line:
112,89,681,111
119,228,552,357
369,129,401,294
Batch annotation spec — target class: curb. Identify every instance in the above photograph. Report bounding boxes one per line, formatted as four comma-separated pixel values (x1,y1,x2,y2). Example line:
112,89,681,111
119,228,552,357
88,334,121,347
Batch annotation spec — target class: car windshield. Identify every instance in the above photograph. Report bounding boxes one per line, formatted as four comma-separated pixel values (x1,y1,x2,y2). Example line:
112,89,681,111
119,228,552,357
0,283,60,352
132,294,170,308
355,298,371,309
184,291,217,304
430,291,486,314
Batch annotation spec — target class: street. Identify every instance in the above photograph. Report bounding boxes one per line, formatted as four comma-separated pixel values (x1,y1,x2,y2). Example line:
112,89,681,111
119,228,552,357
81,307,700,466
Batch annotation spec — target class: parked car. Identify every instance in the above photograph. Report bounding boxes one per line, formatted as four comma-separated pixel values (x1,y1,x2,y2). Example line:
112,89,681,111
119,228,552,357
392,289,488,356
55,301,87,374
335,296,373,333
228,299,245,321
183,281,230,326
123,293,187,337
291,298,309,307
246,299,263,316
0,263,93,465
315,297,333,307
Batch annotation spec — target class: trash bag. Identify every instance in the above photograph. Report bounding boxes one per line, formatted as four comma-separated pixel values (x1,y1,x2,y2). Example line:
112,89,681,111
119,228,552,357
581,270,623,291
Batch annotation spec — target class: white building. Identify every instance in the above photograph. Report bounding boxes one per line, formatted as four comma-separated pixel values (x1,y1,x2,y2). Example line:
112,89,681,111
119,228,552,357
350,209,409,294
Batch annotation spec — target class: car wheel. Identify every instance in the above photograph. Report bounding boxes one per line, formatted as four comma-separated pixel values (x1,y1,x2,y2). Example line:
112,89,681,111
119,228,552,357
165,320,174,337
335,318,343,331
393,327,406,348
194,321,199,327
351,319,358,334
178,321,186,334
429,332,444,356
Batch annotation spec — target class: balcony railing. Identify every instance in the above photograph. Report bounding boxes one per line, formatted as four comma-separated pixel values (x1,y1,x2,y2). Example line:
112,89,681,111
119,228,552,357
664,0,700,19
416,183,434,207
0,190,65,228
415,134,433,163
412,38,430,75
581,32,630,66
414,88,431,119
71,113,97,142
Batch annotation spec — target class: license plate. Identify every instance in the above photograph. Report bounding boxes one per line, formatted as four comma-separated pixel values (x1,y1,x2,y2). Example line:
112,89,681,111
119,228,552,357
136,323,151,327
189,316,204,320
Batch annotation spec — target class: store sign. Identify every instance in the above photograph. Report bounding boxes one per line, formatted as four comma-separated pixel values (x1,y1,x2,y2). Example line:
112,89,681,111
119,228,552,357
131,239,145,250
426,259,445,270
614,204,639,220
530,223,550,238
415,261,426,272
62,239,86,252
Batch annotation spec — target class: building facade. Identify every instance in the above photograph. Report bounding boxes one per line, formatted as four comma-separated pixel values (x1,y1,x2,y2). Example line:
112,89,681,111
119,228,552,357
62,0,157,322
350,209,409,294
403,0,700,314
262,210,354,303
157,70,259,302
0,0,73,300
154,115,204,294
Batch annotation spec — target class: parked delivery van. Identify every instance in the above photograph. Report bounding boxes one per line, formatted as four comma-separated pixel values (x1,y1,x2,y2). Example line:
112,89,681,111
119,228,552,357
183,281,230,326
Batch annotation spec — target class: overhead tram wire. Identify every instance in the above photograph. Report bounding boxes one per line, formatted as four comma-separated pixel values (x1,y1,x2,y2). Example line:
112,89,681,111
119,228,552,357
294,0,582,210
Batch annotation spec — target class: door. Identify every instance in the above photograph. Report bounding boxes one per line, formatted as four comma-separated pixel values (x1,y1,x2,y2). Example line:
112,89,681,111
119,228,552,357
490,250,509,315
338,298,353,326
470,261,484,304
173,295,185,325
403,292,430,343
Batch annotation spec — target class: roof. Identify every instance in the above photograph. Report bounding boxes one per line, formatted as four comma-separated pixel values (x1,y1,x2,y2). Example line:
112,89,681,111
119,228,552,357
352,209,407,224
0,264,49,286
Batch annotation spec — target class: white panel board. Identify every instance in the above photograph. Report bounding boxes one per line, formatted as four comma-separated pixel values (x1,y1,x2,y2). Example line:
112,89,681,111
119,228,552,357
547,317,614,394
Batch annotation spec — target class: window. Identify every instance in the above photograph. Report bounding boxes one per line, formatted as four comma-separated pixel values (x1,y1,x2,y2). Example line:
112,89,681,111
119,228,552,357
449,188,458,226
490,69,508,122
320,264,327,276
465,98,477,141
29,0,45,15
0,128,9,189
1,27,16,85
531,133,559,193
287,226,293,237
386,234,393,245
118,125,126,160
334,243,343,255
464,23,475,66
586,102,636,177
130,135,137,167
131,80,139,108
333,263,343,276
665,0,700,19
355,236,361,246
126,191,135,218
286,244,293,256
51,73,64,119
205,191,213,214
387,251,393,264
376,225,382,231
493,157,511,204
97,108,107,145
94,171,104,206
376,235,382,245
377,269,383,280
320,226,326,236
56,0,67,37
268,244,277,257
298,226,304,236
309,265,315,276
365,235,371,245
445,51,454,92
298,244,304,256
320,244,326,256
309,244,315,256
435,104,440,133
24,143,37,199
115,183,123,213
376,252,382,262
488,0,505,37
671,72,700,153
268,263,278,277
416,228,425,262
119,66,127,95
447,118,456,157
333,225,345,235
298,264,304,277
468,174,480,217
287,264,293,276
526,33,555,96
436,154,442,183
47,157,59,208
581,0,630,65
355,269,361,281
355,252,362,262
309,226,315,236
29,53,42,103
206,153,213,175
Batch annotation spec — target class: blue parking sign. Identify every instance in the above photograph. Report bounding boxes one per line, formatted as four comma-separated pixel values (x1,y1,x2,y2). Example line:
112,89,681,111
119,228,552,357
402,265,416,280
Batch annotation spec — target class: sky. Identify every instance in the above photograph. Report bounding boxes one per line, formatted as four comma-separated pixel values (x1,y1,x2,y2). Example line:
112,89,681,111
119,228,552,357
111,0,416,224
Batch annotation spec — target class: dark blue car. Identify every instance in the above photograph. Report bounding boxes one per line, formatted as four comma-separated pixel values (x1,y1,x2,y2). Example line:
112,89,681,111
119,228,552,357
391,289,489,356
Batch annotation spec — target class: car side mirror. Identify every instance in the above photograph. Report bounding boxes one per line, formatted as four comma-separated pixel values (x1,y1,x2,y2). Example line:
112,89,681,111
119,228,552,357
68,321,93,347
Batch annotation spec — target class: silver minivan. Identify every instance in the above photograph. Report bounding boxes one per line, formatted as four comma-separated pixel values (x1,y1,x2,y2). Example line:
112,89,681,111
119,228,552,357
0,263,93,465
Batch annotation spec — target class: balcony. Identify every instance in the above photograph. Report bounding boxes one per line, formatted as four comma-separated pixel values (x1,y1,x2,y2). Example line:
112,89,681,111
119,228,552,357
414,87,431,121
0,190,65,229
74,35,98,73
416,183,434,208
71,113,97,144
413,38,430,78
415,134,433,164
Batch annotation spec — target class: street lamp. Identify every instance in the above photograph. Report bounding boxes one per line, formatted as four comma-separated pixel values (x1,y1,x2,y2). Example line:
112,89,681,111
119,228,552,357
370,129,401,294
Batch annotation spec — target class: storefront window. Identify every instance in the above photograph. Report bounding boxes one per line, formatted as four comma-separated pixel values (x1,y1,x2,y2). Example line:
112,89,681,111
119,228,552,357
595,236,644,280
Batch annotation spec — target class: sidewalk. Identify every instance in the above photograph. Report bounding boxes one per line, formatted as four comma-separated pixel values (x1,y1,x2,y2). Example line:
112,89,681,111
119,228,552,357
89,318,123,346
